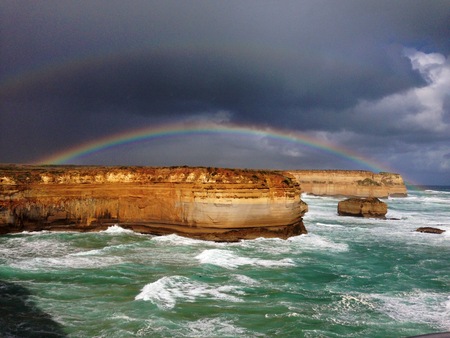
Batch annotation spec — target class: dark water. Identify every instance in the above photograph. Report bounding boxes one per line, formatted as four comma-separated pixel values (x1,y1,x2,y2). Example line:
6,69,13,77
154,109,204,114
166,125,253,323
1,188,449,337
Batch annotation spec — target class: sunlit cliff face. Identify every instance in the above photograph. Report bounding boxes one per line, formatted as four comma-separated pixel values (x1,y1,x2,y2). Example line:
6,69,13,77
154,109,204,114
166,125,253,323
285,170,407,198
0,165,308,241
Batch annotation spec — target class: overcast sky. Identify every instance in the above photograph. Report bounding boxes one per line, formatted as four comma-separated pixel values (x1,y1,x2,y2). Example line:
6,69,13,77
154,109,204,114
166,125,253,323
1,1,449,184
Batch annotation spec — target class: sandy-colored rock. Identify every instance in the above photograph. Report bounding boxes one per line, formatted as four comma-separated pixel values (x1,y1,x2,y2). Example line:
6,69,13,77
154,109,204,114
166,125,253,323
337,197,387,218
285,170,407,198
0,165,308,241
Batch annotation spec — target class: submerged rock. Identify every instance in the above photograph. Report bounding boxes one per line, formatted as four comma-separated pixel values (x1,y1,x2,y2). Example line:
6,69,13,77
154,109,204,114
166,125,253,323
415,227,446,234
337,197,387,218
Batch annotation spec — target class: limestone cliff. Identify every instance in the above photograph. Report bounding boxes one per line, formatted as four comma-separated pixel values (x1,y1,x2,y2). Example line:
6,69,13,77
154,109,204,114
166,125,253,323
0,165,308,241
285,170,407,198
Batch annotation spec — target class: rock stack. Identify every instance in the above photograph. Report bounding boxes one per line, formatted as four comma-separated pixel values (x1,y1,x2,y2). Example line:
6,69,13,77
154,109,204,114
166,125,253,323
337,197,387,218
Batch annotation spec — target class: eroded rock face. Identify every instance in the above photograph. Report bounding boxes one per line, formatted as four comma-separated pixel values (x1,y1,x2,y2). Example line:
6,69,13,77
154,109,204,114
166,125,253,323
337,197,387,218
285,170,407,198
0,165,308,241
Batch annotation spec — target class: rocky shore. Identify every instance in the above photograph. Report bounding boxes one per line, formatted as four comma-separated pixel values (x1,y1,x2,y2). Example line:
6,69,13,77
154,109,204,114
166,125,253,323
0,165,308,241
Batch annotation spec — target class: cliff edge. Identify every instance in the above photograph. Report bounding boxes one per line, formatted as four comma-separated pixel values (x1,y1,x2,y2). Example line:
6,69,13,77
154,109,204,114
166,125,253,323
0,165,308,241
285,170,407,198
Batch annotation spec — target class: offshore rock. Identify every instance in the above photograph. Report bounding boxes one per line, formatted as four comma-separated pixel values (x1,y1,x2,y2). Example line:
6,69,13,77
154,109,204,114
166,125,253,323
337,197,387,218
285,170,407,198
416,227,446,234
0,165,308,241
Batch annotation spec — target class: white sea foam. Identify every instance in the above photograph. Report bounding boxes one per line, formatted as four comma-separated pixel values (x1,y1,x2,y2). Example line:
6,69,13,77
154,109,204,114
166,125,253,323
424,189,450,195
446,296,450,311
152,233,222,246
337,294,377,312
0,237,71,262
373,291,450,330
265,312,302,318
287,234,349,252
442,229,450,238
69,243,138,257
234,237,298,256
233,274,260,286
110,314,140,322
421,196,450,204
16,230,52,235
70,248,104,256
315,222,344,228
133,317,250,337
135,275,244,310
195,249,295,269
10,253,123,270
184,318,248,337
100,224,136,234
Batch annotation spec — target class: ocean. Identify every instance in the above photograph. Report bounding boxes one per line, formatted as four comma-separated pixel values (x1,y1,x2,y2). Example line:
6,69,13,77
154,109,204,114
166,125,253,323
1,187,449,337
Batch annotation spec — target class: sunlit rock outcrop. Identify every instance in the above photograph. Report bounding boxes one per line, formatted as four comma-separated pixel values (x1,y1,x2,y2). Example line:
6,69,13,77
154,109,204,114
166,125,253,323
285,170,407,197
0,165,308,241
337,197,387,218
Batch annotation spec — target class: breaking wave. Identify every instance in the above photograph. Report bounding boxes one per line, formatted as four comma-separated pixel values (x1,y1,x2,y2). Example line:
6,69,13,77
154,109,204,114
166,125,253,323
135,275,244,310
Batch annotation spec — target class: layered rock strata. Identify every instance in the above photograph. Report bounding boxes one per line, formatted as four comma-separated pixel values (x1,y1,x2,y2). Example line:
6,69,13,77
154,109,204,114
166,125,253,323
285,170,407,197
337,197,387,218
0,165,308,241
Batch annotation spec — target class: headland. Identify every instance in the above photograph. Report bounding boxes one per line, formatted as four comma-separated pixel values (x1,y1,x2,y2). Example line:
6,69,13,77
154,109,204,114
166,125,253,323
285,170,407,198
0,165,407,241
0,165,307,241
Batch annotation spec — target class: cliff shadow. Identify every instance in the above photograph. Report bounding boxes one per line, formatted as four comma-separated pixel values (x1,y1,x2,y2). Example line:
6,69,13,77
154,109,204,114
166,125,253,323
0,280,66,337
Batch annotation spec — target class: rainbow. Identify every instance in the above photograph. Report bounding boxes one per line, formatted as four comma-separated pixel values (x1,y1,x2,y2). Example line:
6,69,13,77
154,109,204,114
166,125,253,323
36,122,392,173
2,43,369,169
2,43,413,185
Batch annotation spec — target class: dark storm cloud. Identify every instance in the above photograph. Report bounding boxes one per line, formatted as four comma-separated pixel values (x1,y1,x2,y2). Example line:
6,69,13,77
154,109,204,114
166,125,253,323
3,0,447,121
3,51,279,115
0,44,424,131
1,0,450,183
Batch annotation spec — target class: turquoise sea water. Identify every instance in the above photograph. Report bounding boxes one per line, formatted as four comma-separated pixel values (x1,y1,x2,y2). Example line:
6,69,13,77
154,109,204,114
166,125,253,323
1,187,449,337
